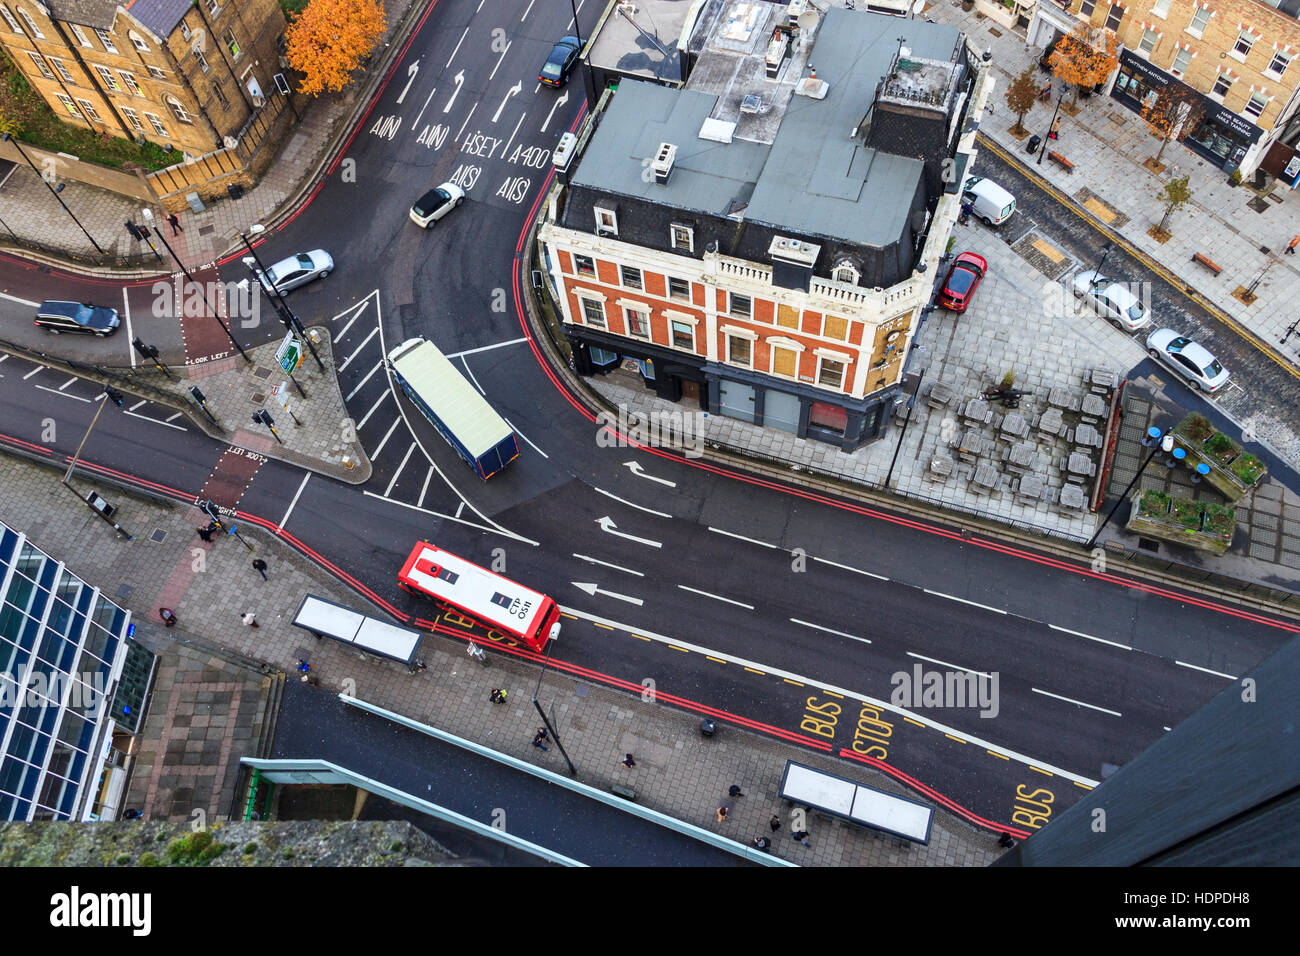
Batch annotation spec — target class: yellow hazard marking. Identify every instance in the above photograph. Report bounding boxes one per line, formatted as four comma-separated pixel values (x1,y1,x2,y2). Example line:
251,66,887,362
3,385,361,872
783,677,805,687
822,690,844,699
986,749,1011,760
904,716,927,728
944,733,968,744
1083,197,1117,223
630,633,651,642
1030,765,1054,776
705,656,727,663
1073,780,1095,790
561,613,578,620
743,667,765,675
667,644,689,653
1032,237,1065,263
593,622,613,631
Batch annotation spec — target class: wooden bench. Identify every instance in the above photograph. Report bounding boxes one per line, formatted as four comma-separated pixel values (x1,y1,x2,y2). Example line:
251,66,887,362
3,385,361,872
1047,151,1075,173
1191,252,1223,275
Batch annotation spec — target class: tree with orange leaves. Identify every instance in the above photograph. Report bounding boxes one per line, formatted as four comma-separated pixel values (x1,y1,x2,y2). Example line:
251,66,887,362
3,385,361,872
1142,85,1205,167
285,0,387,97
1049,24,1119,107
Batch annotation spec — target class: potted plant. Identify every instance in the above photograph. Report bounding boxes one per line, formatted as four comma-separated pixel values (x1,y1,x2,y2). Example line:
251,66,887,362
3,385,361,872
1228,169,1243,187
1202,502,1237,543
1230,452,1265,487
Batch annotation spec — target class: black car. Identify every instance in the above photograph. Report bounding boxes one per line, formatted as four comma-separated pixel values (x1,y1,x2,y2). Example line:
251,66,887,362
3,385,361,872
35,300,121,336
539,36,581,87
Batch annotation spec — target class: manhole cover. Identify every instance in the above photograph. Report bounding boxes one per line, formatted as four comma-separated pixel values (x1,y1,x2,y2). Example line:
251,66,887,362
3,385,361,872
198,225,216,237
253,367,273,380
150,528,167,543
116,584,133,599
251,392,265,404
1247,196,1270,213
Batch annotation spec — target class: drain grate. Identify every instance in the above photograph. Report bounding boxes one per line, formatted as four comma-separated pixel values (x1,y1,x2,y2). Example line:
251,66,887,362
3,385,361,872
251,392,265,404
254,367,273,380
198,224,216,237
116,584,133,599
1137,537,1160,552
150,528,167,543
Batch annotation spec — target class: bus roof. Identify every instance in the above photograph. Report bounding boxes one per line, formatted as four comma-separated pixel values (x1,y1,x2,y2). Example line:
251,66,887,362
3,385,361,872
387,337,513,459
399,543,551,638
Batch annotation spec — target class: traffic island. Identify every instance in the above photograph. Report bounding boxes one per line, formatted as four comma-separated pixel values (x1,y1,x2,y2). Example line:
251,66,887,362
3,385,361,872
1125,489,1237,555
1170,413,1266,503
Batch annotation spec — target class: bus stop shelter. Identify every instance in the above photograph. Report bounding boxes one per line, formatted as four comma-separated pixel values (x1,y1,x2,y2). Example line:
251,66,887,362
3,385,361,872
292,594,421,666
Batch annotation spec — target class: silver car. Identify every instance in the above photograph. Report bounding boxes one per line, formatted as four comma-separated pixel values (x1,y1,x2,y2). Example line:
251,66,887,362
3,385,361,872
247,249,333,294
1146,328,1230,393
1071,270,1151,331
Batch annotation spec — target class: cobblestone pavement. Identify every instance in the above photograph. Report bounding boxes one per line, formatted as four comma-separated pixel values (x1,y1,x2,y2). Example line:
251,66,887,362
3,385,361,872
0,452,1001,865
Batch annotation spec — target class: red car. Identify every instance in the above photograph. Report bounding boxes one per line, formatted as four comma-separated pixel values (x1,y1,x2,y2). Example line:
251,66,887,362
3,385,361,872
938,251,988,312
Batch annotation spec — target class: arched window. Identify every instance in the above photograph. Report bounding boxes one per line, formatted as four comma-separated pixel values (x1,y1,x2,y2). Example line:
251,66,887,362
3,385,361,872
832,259,859,285
166,96,194,125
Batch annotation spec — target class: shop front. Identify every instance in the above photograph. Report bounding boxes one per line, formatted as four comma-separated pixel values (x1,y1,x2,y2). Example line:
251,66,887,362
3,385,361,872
566,326,709,409
1111,50,1264,171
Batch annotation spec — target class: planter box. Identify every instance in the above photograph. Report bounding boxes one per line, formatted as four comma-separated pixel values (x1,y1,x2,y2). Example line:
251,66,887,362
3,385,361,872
1125,491,1235,555
1170,415,1265,503
974,0,1017,27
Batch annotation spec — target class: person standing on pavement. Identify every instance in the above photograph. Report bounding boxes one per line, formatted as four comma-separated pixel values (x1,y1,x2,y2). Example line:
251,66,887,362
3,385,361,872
167,212,182,235
240,612,259,628
753,836,771,853
489,688,506,703
196,525,214,543
1048,116,1061,141
159,607,177,627
728,785,744,798
621,753,636,769
532,728,549,751
791,829,811,846
1288,235,1300,255
252,558,268,580
769,814,781,833
715,805,729,823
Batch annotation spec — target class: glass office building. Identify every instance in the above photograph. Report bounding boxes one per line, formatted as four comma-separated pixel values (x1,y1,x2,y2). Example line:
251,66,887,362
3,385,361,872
0,520,134,821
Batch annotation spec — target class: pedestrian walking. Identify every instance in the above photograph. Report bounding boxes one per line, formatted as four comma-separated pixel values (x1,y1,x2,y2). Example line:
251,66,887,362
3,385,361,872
728,785,744,798
489,688,507,704
715,806,729,823
296,659,310,673
1048,116,1061,141
196,525,214,543
240,612,259,628
167,212,182,235
752,836,771,852
621,753,636,769
792,829,810,846
1287,235,1300,256
769,814,781,833
532,729,549,751
252,558,268,580
159,607,177,627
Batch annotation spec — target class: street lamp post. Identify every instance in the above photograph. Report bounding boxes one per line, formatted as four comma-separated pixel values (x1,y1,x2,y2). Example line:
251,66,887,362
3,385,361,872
3,132,105,255
64,385,133,539
1092,242,1113,279
238,226,326,372
1036,87,1066,166
1083,426,1167,551
531,622,576,776
885,366,926,488
142,208,252,365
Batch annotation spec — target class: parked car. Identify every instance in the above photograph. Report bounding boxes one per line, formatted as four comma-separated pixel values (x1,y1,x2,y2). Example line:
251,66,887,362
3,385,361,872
961,176,1016,226
246,250,333,295
1146,328,1231,393
1071,270,1152,331
34,300,120,336
938,252,988,312
409,182,465,228
539,36,581,87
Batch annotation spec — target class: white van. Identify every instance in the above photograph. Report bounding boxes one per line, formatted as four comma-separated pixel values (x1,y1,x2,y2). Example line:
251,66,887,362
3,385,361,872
961,176,1016,226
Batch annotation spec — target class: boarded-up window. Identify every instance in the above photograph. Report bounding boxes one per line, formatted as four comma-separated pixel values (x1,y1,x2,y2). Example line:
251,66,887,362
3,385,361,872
776,305,800,329
772,347,797,378
823,315,848,340
809,401,847,434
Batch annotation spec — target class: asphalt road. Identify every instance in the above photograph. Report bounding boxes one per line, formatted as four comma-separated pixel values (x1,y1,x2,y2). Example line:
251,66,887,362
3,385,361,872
1,0,1296,841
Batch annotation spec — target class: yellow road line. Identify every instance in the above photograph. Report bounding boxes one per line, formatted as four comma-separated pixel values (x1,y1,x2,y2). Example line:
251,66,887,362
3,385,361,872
783,677,805,687
1029,765,1054,776
667,644,689,653
986,749,1011,760
980,133,1300,383
705,656,727,663
1072,779,1095,790
743,666,765,675
944,733,967,744
630,633,651,642
593,622,613,631
822,690,844,699
561,613,578,620
903,716,927,728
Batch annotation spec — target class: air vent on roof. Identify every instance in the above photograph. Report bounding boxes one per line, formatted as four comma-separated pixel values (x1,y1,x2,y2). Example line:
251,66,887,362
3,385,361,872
740,94,764,114
699,117,735,143
652,142,677,185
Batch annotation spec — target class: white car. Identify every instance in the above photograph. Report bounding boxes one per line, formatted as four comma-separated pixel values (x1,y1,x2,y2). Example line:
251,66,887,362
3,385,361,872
409,182,465,228
1146,328,1230,393
1071,270,1151,331
246,249,333,294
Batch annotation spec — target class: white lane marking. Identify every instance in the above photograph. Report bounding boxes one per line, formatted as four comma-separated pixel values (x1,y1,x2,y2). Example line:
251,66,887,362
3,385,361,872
592,486,670,517
58,377,78,391
454,102,478,142
790,619,871,645
459,356,485,395
446,27,469,69
623,460,675,487
455,501,464,518
337,326,379,373
361,491,538,545
521,0,536,18
573,553,645,577
596,516,662,548
1175,660,1236,680
923,589,1007,615
709,526,776,549
444,336,528,360
335,306,367,341
370,417,401,459
165,412,182,422
385,442,416,496
417,466,433,509
572,582,643,606
331,296,372,324
123,410,187,431
127,399,145,410
357,390,391,429
23,365,44,380
811,555,889,581
412,85,438,130
677,585,753,610
34,385,90,402
0,291,40,307
122,287,134,368
1049,623,1131,651
907,652,994,678
499,109,526,160
1031,687,1121,716
559,605,1100,788
346,359,385,401
502,417,548,459
278,472,310,530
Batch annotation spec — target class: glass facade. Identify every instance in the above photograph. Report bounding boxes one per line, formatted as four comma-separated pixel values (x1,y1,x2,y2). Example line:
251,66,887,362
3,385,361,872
0,522,132,821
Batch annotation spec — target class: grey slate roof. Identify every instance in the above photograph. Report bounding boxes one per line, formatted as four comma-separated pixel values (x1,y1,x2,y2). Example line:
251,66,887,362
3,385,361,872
122,0,194,39
45,0,118,30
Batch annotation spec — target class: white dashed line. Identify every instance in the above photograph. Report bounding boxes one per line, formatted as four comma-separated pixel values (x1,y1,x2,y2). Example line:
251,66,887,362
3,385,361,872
907,652,993,678
1174,660,1236,680
592,486,670,517
573,553,645,577
1049,623,1131,650
923,589,1007,615
337,327,379,373
346,359,385,401
1031,688,1121,716
677,585,753,610
708,527,777,548
34,385,90,402
811,555,889,581
790,619,871,644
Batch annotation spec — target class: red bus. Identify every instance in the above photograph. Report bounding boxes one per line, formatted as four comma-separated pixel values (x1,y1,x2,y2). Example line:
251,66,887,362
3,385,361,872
397,542,560,653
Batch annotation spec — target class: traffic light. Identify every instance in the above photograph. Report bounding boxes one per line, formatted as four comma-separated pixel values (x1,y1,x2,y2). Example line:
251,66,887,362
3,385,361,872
132,337,159,361
189,385,207,404
124,220,142,241
102,386,125,407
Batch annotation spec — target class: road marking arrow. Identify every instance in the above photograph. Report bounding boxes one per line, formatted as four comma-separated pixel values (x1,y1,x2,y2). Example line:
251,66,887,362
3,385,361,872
444,70,465,113
596,516,662,548
493,81,522,122
623,460,676,487
541,90,569,133
573,582,644,606
396,59,420,104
